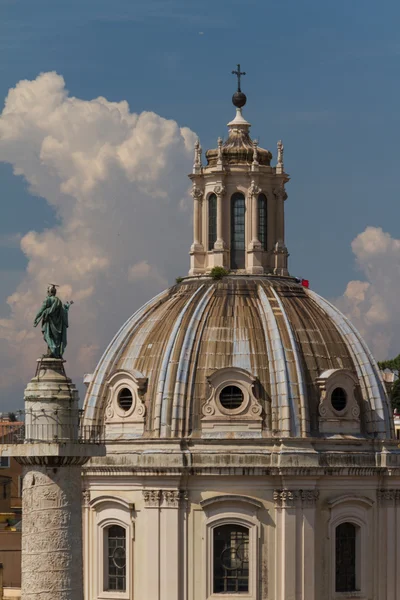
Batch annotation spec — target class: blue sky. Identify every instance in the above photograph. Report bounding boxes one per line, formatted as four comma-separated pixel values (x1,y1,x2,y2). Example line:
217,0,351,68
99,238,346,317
1,0,400,407
2,0,400,294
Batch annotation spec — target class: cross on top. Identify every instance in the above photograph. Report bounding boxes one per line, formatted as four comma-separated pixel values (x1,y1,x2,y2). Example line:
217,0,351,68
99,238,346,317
232,64,246,92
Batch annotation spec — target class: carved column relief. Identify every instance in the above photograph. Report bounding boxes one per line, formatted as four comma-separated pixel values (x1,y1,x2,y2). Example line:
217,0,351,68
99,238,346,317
21,465,83,600
274,489,319,600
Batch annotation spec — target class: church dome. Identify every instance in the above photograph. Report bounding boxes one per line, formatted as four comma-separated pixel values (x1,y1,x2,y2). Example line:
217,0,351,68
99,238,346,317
83,275,392,440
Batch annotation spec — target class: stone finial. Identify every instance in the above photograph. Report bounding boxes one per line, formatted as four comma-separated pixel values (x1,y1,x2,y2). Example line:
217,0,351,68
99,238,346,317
276,139,284,174
217,137,224,169
251,140,259,171
193,139,202,174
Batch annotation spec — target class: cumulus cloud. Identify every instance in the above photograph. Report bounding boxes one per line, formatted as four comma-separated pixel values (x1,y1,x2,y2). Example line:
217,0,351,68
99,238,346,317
0,72,196,404
335,226,400,360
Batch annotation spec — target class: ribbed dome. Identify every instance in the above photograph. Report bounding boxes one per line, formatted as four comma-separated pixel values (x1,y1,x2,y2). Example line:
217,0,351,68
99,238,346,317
83,277,392,440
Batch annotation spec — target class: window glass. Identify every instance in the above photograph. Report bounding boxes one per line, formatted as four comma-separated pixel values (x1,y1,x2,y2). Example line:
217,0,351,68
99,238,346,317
117,388,133,412
213,524,249,594
258,194,268,250
0,457,10,468
208,194,217,251
231,193,246,269
107,525,126,591
219,386,244,410
335,522,357,592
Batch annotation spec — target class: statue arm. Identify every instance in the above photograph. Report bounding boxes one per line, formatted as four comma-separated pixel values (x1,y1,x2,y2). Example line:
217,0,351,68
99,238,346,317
33,299,49,327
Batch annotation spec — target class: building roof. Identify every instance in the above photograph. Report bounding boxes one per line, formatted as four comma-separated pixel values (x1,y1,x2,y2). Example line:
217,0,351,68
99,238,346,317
83,276,392,439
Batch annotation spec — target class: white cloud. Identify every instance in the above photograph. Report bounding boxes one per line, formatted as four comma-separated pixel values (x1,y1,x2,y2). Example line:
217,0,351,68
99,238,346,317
0,72,196,402
335,226,400,360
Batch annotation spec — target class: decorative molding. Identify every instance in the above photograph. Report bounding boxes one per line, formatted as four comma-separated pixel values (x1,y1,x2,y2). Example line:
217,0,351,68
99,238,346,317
377,489,400,506
274,488,319,508
273,182,288,201
201,367,263,435
104,369,147,430
328,494,374,509
213,184,225,197
248,179,261,198
191,183,204,201
142,489,187,509
200,494,263,510
317,369,360,434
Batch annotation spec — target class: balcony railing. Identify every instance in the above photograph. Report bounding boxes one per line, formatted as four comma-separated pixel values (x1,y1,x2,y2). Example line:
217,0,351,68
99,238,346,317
0,411,104,445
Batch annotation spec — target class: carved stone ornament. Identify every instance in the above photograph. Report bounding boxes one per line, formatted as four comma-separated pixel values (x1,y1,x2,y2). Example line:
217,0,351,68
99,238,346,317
274,489,319,509
104,369,147,433
201,367,263,436
248,180,261,198
191,184,204,201
82,489,91,507
142,489,187,509
317,369,360,435
213,185,226,197
273,182,288,201
193,139,202,174
377,489,400,506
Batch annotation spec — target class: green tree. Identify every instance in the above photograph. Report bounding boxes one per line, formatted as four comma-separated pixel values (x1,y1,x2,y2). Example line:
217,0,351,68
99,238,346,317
378,354,400,411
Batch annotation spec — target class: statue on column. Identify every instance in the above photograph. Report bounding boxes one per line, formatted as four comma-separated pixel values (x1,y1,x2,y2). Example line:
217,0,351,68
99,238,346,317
33,284,73,358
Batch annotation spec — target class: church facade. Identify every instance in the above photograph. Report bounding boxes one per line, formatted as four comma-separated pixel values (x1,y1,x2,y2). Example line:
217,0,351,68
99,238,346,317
81,79,400,600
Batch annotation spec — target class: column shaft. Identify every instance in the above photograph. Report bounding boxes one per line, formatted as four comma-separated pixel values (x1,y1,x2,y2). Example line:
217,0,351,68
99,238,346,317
21,465,83,600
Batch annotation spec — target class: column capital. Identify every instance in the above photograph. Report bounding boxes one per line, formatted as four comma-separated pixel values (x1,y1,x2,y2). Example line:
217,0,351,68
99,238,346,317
191,183,204,201
248,179,261,197
274,488,319,509
213,184,226,197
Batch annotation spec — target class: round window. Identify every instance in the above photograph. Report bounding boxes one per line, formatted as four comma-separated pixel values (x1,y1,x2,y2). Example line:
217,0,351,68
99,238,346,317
117,388,133,411
331,387,347,412
219,385,244,410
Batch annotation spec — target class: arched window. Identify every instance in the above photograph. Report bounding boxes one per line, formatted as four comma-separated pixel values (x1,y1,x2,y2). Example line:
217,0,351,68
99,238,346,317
335,522,358,592
231,193,246,269
257,194,268,250
213,524,249,593
208,194,217,251
106,525,126,592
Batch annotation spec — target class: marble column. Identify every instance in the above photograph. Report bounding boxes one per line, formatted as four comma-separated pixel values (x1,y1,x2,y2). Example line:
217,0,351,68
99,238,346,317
214,185,226,250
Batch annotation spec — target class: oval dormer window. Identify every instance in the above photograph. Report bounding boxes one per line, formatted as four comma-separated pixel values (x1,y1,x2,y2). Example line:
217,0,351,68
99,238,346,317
219,385,244,410
331,387,347,412
117,388,133,411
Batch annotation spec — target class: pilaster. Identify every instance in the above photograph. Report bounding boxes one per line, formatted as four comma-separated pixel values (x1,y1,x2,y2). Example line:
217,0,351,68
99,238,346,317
377,489,400,599
274,489,319,600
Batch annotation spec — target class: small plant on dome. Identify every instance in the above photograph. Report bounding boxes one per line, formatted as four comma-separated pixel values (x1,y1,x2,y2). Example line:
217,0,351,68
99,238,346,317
210,266,230,280
175,276,184,284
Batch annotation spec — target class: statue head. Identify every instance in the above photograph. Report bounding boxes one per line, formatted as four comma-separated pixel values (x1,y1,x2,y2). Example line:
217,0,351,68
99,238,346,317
47,285,57,297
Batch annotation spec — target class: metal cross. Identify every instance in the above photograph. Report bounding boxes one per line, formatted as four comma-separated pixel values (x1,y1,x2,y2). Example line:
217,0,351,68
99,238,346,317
232,64,246,92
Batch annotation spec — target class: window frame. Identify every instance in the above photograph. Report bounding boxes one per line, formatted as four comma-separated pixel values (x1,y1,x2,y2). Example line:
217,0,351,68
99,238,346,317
257,193,268,251
230,192,246,270
208,193,217,251
328,496,372,599
90,496,134,600
202,496,261,600
105,524,127,593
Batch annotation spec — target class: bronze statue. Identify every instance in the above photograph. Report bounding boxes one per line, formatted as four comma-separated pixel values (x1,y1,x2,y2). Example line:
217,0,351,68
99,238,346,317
33,284,73,358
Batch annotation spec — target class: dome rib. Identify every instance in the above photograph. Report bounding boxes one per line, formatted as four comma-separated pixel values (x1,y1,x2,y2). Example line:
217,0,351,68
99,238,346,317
171,286,214,437
258,286,293,436
156,285,206,437
271,287,310,436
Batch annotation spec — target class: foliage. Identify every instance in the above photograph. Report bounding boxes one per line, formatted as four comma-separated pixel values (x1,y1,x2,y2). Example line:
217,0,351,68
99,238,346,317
8,412,17,422
378,354,400,411
210,266,230,280
175,277,184,284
